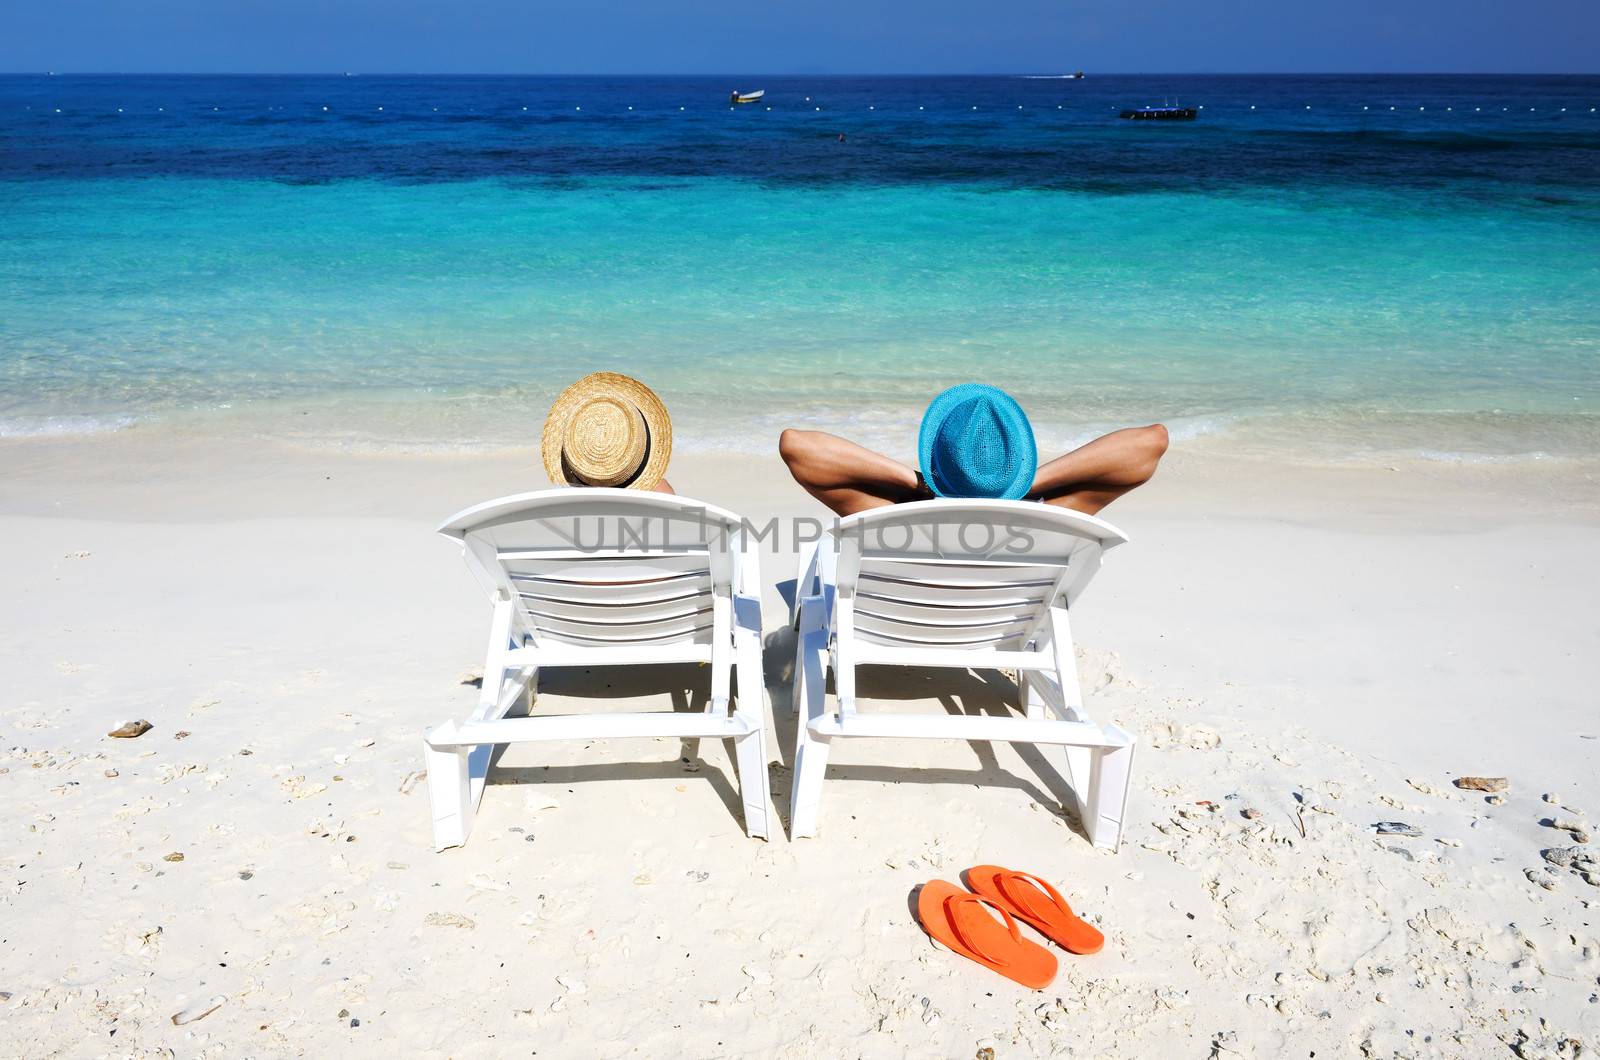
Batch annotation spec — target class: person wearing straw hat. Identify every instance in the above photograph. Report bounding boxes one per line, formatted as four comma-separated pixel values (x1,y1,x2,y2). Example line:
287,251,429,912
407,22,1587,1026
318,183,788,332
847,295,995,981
778,383,1168,517
541,372,676,493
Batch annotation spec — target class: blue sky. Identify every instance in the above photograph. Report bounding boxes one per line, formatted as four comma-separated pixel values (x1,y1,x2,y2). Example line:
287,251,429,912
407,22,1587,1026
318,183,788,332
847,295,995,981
5,0,1597,74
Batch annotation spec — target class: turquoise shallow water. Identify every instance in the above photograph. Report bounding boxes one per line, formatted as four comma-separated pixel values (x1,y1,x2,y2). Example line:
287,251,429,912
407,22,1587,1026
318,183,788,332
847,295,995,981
3,75,1599,461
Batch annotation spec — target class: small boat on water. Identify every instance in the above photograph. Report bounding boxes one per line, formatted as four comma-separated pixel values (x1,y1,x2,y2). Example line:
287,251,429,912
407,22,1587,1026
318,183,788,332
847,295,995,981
730,89,765,104
1120,102,1197,121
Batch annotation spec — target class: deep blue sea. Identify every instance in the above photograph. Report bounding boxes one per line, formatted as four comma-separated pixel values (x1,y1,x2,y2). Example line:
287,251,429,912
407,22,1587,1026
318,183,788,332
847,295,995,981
2,74,1598,460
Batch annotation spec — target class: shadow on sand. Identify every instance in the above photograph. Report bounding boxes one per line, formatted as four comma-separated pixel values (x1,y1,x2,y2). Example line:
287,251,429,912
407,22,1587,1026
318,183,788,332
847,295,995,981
477,615,1088,843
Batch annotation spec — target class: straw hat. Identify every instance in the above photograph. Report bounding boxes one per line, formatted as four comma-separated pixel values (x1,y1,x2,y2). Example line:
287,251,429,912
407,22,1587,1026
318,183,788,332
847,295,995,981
540,372,673,490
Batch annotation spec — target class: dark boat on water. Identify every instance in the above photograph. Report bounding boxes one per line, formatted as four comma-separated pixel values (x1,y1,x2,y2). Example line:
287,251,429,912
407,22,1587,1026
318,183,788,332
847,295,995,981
1121,104,1197,121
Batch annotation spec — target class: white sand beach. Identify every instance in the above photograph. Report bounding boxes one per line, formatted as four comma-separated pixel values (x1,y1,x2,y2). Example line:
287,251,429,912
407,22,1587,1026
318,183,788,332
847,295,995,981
3,428,1599,1057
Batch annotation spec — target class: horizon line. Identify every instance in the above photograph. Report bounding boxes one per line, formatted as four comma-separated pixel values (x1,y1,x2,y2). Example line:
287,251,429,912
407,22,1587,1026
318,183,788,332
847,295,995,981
5,70,1599,78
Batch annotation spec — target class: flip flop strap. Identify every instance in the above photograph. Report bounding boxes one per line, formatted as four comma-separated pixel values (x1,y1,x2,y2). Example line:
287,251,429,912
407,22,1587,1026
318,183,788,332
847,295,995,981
944,893,1021,966
996,870,1072,925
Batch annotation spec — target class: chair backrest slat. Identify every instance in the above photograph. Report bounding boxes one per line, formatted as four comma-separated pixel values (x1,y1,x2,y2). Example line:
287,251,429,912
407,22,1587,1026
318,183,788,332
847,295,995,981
517,576,713,607
522,595,712,624
859,559,1062,584
503,554,711,585
854,594,1048,624
855,583,1049,610
853,611,1039,645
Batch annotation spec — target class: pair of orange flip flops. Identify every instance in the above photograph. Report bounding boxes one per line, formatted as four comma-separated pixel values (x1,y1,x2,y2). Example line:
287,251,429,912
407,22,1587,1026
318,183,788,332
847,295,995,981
917,865,1103,989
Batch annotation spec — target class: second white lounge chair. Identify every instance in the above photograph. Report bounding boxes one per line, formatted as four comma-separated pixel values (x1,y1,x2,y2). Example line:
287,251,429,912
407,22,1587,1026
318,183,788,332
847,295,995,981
423,489,771,850
789,500,1135,849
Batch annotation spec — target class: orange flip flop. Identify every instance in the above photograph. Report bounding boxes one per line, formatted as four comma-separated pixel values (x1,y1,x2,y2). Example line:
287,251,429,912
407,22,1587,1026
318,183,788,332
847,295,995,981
915,880,1057,989
965,865,1105,955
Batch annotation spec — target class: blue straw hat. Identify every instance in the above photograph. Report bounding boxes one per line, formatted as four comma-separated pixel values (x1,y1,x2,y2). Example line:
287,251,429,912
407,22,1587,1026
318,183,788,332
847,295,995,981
917,384,1038,500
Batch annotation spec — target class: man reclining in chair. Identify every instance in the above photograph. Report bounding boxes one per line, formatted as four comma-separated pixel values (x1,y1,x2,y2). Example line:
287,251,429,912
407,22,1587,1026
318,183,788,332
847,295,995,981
779,383,1168,517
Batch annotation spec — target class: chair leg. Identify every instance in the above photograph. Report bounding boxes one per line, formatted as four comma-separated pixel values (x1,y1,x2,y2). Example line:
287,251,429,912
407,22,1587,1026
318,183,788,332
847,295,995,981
733,628,772,840
790,597,824,717
509,676,535,718
1082,726,1136,851
1062,742,1093,825
1020,670,1045,720
792,592,827,721
733,727,770,840
668,688,701,768
789,724,830,839
423,732,474,852
789,615,832,838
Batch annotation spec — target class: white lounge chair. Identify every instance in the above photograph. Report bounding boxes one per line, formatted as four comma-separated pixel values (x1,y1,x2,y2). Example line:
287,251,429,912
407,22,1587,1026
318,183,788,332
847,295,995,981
423,489,771,850
788,500,1135,849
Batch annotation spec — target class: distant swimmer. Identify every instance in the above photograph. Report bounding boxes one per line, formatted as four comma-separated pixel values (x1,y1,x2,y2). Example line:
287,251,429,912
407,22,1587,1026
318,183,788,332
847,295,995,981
838,132,846,142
